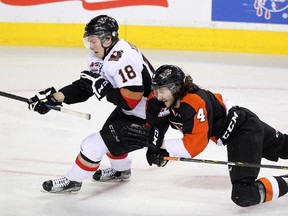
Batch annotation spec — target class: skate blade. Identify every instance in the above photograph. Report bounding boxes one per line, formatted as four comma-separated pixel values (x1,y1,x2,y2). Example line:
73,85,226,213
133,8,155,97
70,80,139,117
40,188,80,194
91,177,130,183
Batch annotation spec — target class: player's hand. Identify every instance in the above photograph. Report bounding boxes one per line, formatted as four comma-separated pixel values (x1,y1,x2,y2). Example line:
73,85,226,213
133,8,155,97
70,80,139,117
146,148,169,167
79,70,112,100
123,124,163,151
28,87,61,114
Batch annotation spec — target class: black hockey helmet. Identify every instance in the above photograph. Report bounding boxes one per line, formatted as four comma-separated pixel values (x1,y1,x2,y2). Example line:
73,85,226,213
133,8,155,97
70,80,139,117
83,15,119,43
151,64,185,96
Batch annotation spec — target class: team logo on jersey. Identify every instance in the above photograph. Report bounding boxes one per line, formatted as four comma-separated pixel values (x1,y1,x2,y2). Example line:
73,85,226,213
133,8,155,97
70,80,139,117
254,0,288,20
108,50,124,61
90,61,103,74
158,108,170,117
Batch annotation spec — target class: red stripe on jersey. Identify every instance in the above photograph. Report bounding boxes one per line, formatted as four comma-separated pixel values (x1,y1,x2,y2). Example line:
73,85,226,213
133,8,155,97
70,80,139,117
106,153,128,159
120,88,142,109
122,96,140,109
75,156,99,172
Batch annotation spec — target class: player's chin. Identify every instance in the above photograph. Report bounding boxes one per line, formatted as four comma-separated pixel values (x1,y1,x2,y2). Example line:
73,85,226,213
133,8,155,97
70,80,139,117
164,101,172,108
95,52,104,59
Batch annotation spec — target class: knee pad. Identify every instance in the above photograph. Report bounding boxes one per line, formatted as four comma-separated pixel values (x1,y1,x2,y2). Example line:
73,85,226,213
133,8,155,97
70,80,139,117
231,181,261,207
80,132,109,162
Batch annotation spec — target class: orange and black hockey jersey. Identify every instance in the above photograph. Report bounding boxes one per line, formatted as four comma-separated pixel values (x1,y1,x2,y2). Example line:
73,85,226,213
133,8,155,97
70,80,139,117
146,88,228,158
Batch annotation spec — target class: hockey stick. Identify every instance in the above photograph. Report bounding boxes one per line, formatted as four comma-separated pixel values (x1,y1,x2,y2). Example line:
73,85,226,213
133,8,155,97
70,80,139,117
0,90,91,120
163,156,288,170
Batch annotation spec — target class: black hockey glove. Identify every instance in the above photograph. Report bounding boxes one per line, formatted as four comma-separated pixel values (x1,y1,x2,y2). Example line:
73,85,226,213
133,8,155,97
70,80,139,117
79,70,112,100
123,124,163,151
146,148,169,167
28,87,62,114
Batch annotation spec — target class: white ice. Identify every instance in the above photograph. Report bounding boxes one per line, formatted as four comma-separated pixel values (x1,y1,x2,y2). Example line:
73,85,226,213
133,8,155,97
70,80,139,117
0,46,288,216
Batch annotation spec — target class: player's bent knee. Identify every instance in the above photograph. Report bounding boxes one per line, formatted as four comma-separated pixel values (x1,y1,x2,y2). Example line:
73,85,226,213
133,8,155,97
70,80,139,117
231,182,261,207
80,132,109,162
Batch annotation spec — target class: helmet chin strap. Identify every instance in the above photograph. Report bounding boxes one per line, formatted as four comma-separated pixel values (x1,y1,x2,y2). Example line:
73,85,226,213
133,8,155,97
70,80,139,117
165,87,180,108
173,99,181,108
101,38,119,59
171,95,180,108
171,84,182,105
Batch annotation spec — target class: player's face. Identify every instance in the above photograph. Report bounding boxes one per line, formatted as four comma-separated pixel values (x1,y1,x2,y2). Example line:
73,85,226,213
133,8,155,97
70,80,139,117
153,87,175,108
83,36,105,58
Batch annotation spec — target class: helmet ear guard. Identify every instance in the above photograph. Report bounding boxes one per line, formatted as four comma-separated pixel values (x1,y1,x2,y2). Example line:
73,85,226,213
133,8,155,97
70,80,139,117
111,31,118,37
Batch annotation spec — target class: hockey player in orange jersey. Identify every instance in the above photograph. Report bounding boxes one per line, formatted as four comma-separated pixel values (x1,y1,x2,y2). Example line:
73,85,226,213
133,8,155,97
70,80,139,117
126,64,288,207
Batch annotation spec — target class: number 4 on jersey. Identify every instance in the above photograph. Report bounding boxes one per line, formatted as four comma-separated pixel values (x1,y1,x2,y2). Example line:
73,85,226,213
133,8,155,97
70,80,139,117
197,108,206,122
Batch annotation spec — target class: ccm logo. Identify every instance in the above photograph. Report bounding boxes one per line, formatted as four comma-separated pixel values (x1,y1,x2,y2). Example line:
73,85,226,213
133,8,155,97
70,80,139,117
222,111,238,140
109,125,120,142
98,80,109,92
152,129,159,146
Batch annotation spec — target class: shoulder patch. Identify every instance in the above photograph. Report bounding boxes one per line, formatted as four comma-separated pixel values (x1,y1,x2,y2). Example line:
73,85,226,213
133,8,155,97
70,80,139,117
108,50,124,61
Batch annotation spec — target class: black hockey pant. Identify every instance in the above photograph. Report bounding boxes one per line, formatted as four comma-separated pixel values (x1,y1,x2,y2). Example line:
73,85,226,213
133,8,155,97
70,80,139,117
223,107,288,207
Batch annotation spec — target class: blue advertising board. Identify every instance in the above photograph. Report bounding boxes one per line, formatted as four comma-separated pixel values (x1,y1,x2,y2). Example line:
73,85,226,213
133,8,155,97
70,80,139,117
212,0,288,25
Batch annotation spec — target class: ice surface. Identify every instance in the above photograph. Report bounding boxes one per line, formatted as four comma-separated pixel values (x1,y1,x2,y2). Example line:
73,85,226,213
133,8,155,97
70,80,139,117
0,46,288,216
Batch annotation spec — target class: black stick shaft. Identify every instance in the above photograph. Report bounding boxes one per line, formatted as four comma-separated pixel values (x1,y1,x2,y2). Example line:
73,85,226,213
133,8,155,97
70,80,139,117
0,91,29,103
0,90,91,120
164,157,288,170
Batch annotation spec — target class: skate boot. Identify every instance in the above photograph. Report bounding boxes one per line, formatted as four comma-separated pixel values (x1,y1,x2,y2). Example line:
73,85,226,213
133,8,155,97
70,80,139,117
92,168,131,182
42,177,82,193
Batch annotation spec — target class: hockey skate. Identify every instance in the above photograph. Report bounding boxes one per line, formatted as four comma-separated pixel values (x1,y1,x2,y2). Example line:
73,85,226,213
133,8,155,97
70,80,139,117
42,177,82,193
92,168,131,182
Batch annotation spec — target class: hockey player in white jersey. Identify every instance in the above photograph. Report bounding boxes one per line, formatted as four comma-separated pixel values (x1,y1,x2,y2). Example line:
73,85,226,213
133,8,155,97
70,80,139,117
28,15,154,193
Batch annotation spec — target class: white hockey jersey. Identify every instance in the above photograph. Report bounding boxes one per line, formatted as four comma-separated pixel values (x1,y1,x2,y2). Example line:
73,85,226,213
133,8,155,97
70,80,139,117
87,39,154,119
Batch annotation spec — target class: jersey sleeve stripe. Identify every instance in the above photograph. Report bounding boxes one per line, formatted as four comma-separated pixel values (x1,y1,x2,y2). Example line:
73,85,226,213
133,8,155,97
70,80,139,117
120,88,143,109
